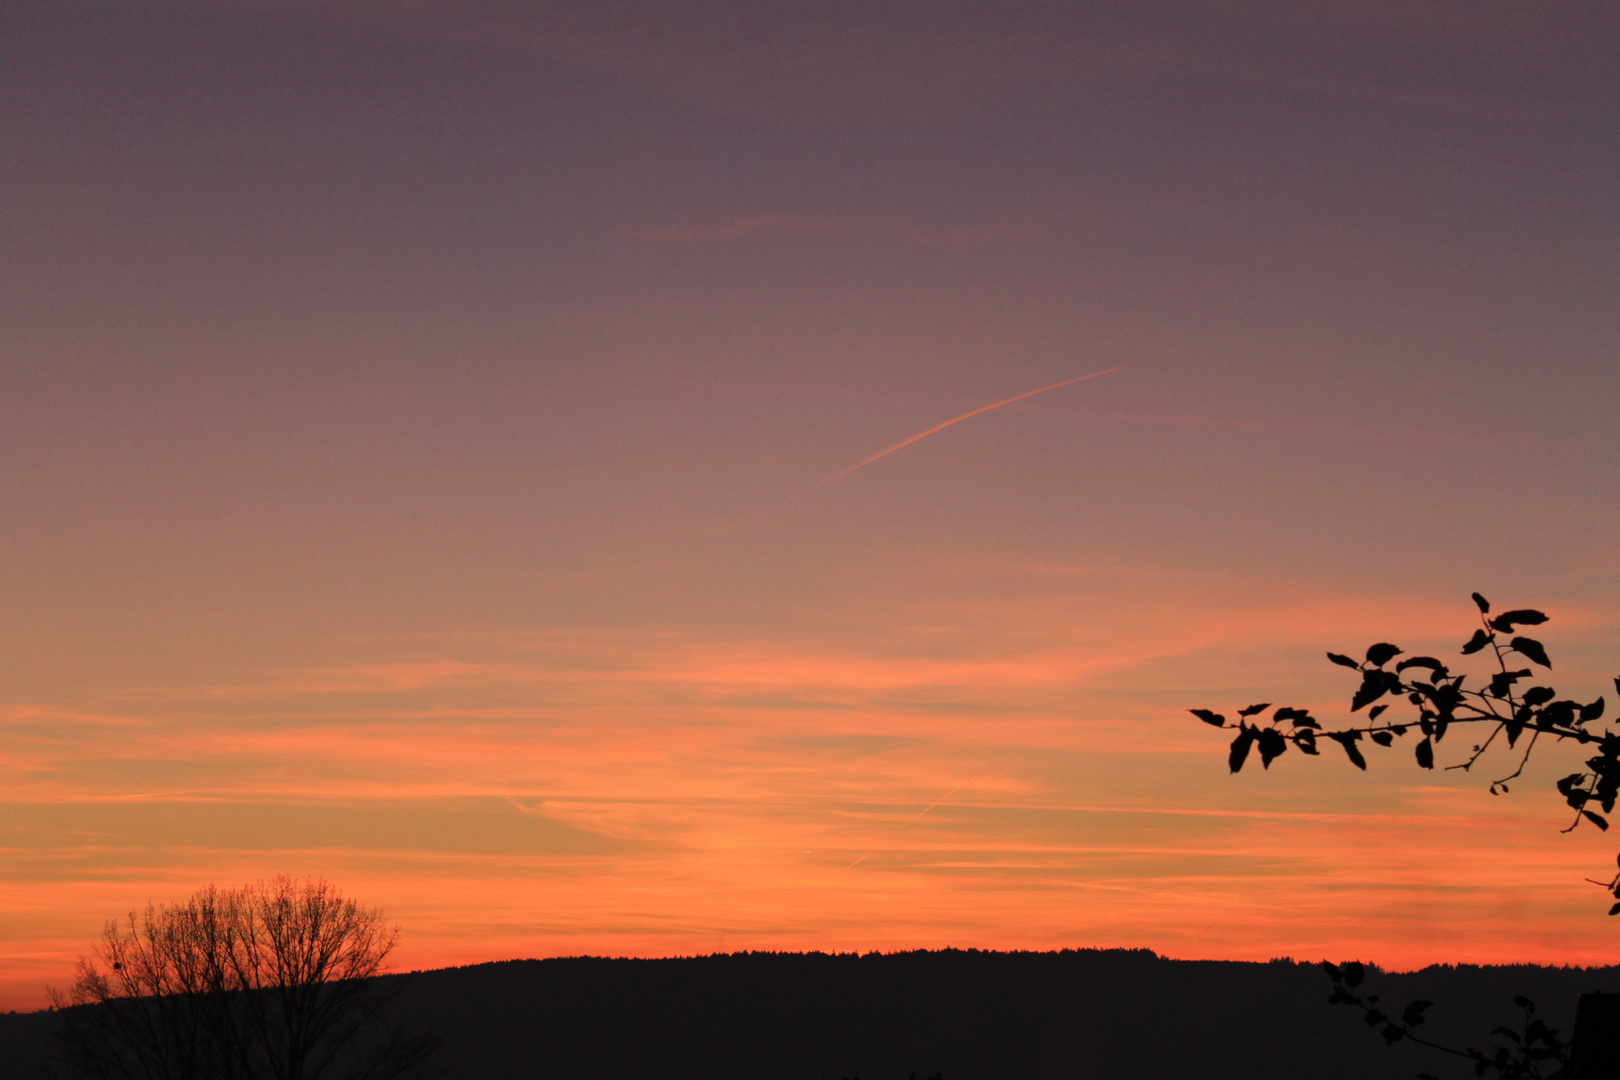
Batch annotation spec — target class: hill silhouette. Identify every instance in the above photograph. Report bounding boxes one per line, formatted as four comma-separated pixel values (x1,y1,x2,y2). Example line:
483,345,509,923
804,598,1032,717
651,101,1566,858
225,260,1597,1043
4,948,1616,1079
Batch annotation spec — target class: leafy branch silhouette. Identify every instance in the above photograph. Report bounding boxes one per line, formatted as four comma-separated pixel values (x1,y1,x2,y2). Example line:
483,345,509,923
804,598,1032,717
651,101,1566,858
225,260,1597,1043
1190,593,1617,1079
1191,592,1620,910
1321,961,1566,1080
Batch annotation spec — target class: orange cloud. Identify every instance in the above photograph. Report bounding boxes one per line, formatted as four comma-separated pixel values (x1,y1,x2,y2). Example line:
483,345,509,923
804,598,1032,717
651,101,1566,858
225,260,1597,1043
5,575,1616,1010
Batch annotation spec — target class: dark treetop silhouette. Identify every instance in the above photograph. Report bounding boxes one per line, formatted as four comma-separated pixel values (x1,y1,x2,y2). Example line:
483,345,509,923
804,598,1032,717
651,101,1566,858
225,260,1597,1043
49,876,436,1080
1191,594,1620,1080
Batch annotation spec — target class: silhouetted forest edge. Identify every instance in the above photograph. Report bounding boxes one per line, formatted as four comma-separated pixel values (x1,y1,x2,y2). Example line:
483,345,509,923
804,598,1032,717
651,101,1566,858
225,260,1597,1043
6,948,1618,1079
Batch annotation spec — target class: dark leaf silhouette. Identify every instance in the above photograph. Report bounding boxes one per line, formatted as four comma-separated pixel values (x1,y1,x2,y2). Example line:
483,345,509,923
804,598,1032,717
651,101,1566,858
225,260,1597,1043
1370,731,1393,747
1489,671,1532,698
1472,592,1491,613
1190,709,1226,727
1415,738,1434,769
1542,702,1577,729
1327,652,1360,669
1330,732,1367,770
1228,728,1256,774
1582,698,1606,723
1238,703,1271,717
1584,810,1609,831
1512,637,1552,668
1257,727,1288,769
1462,629,1492,655
1402,999,1432,1026
1351,672,1389,712
1490,610,1549,633
1520,686,1556,708
1365,643,1402,667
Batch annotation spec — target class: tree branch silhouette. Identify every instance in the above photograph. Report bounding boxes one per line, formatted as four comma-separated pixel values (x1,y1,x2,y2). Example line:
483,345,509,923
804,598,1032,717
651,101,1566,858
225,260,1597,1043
1189,593,1617,1079
1320,962,1567,1080
1191,593,1620,907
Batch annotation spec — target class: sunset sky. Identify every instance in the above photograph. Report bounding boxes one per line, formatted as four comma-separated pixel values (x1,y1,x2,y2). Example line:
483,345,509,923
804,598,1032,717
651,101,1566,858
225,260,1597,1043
3,0,1619,1012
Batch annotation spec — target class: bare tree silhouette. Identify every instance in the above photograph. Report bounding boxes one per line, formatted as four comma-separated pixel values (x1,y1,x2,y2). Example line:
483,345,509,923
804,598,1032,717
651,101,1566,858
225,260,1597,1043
50,877,436,1080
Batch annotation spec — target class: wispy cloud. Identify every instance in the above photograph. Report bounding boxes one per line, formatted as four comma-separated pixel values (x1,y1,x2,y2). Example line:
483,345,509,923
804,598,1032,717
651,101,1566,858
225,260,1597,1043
8,577,1618,1005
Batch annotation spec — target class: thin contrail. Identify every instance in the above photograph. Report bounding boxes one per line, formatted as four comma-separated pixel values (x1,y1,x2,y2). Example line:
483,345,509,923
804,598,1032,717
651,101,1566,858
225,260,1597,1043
909,775,979,821
844,773,979,871
805,364,1134,495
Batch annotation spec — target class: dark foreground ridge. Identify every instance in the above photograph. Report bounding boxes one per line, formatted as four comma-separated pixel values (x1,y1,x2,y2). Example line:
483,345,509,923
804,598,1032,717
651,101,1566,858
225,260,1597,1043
4,948,1617,1079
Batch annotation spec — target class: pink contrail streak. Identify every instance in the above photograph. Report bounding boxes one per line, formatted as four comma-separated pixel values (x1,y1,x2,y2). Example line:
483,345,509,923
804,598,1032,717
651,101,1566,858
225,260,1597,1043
806,364,1134,494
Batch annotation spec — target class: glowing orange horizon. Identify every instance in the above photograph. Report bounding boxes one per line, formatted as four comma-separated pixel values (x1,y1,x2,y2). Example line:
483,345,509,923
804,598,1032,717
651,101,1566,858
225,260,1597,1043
6,581,1618,1011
